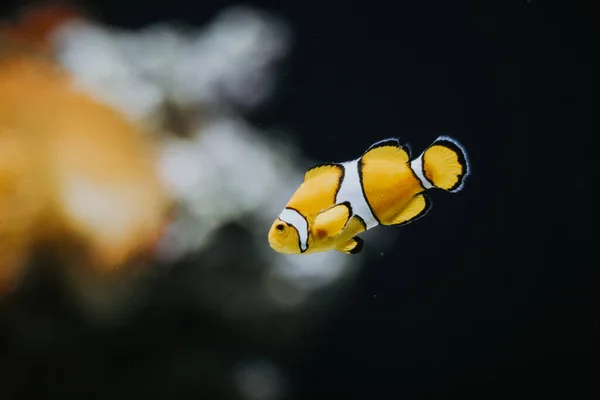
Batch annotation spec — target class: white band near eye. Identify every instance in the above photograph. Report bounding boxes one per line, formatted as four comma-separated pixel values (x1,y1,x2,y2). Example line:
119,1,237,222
278,208,309,252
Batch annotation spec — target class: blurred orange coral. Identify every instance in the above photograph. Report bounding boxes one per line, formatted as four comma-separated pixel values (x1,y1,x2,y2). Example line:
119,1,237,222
0,47,172,295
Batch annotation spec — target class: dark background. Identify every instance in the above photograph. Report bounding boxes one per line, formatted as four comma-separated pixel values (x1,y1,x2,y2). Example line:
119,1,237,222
0,0,596,398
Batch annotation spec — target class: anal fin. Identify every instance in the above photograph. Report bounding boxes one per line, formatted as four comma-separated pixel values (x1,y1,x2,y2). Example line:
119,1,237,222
337,236,364,255
386,193,431,226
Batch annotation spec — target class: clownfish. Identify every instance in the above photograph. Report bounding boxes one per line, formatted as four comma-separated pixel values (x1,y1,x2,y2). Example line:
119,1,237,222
268,136,470,255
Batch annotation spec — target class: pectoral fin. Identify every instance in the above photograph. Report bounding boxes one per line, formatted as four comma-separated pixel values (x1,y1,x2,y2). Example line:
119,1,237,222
314,202,352,238
337,236,364,255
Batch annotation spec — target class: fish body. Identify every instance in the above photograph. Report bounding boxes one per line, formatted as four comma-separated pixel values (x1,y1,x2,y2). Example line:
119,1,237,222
268,136,470,255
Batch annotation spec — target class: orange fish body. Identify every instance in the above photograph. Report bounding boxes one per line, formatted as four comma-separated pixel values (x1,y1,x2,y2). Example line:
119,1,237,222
268,136,470,255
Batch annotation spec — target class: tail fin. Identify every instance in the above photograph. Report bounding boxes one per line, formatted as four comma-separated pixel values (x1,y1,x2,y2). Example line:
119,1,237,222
413,136,470,192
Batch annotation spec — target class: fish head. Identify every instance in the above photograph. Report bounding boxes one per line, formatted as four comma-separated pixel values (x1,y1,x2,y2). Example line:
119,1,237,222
268,217,302,254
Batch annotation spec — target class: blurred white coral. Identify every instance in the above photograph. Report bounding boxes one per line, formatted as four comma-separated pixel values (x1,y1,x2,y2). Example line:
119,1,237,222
157,117,299,257
48,19,164,123
48,5,291,124
156,117,363,302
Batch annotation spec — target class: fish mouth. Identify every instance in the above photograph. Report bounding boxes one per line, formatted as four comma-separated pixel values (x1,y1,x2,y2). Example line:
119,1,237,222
267,236,279,249
268,237,287,253
268,240,281,251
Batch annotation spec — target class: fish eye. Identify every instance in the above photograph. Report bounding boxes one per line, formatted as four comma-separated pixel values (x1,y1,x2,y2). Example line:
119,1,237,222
275,223,285,232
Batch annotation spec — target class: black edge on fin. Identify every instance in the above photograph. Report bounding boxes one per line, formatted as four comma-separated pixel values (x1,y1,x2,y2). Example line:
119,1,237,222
338,201,353,215
336,201,353,231
354,215,367,231
402,143,412,159
393,193,432,226
429,136,471,193
365,138,412,159
305,162,340,174
305,162,343,180
366,137,400,150
348,237,364,254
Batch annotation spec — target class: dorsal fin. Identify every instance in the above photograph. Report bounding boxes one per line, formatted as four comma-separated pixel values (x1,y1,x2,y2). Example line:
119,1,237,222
363,138,411,163
304,163,343,182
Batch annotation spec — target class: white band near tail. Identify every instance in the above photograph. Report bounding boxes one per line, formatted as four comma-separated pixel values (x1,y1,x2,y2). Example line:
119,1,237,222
278,208,309,252
410,156,434,190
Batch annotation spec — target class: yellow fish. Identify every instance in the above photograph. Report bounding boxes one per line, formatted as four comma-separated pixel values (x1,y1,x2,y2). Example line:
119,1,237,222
268,136,470,255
